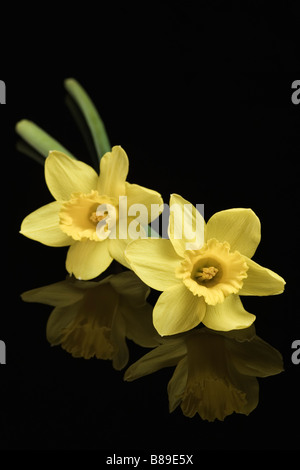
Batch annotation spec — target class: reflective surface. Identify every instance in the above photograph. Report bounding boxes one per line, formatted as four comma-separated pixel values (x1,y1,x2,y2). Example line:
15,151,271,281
1,3,299,452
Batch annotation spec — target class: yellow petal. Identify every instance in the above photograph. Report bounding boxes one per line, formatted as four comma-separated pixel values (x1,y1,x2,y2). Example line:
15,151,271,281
112,341,129,371
108,238,131,269
111,312,129,370
21,280,84,307
167,357,188,412
108,270,150,306
168,194,205,257
228,375,259,417
123,302,161,349
46,305,79,345
45,151,98,201
20,201,72,246
153,284,206,336
97,145,129,198
124,338,187,381
66,239,112,280
227,335,284,377
109,272,158,348
125,238,181,291
239,258,285,296
214,324,256,342
125,182,163,223
206,208,261,258
203,294,256,331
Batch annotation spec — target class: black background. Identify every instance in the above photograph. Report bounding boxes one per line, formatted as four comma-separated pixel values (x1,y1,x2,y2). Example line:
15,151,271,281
1,2,299,454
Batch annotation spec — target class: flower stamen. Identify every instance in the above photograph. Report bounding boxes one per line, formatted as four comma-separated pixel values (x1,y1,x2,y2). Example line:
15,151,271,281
175,238,248,305
59,190,117,241
195,266,218,282
90,210,108,224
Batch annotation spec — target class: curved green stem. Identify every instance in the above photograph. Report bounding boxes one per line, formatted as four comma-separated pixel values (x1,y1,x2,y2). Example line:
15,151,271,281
64,78,111,161
15,119,77,159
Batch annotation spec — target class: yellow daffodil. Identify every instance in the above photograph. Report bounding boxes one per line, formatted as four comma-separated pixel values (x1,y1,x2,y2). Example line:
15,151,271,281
20,146,163,280
125,194,285,335
124,326,284,421
21,271,161,369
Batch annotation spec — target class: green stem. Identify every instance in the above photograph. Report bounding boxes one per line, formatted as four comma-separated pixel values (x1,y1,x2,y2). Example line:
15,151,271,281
146,225,161,238
15,120,76,159
64,78,111,161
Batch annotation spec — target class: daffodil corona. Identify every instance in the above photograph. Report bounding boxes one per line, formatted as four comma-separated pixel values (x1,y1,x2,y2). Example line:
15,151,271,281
124,327,284,421
20,146,163,280
125,194,286,335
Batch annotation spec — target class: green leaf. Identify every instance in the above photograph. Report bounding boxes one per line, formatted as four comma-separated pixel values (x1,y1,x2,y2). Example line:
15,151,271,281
15,120,77,159
64,78,111,161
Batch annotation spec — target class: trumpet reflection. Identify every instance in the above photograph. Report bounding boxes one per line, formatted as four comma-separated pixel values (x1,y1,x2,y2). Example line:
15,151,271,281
124,326,284,421
21,270,161,370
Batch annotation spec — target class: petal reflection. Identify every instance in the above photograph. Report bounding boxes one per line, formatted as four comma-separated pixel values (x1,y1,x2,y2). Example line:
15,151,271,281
21,271,161,370
125,326,284,421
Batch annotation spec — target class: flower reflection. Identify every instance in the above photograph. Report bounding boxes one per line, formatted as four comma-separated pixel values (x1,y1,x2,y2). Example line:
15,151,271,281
21,270,161,370
124,326,284,421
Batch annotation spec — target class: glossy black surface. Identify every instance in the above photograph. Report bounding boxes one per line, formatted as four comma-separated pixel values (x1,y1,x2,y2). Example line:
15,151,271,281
1,3,299,452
